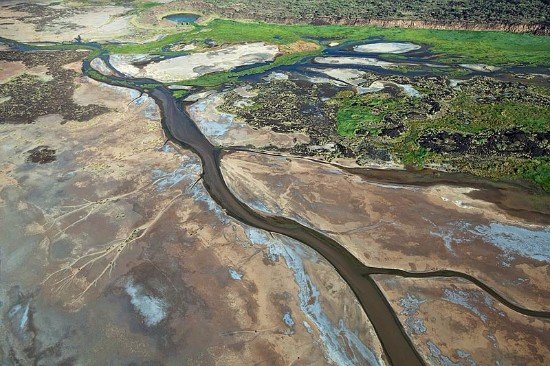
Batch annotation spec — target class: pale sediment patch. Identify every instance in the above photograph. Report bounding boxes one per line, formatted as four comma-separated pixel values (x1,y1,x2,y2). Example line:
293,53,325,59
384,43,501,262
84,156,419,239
357,81,386,94
244,228,384,366
34,114,64,124
0,60,26,82
109,54,156,77
449,79,465,88
397,83,422,97
469,222,550,263
308,68,366,85
356,80,421,97
183,90,216,102
430,220,550,264
314,56,396,69
111,43,279,82
167,85,192,90
0,62,52,83
151,154,202,192
229,269,243,280
125,278,168,327
425,185,543,226
0,5,132,42
264,72,289,81
90,58,114,77
304,76,348,86
376,276,549,365
73,77,161,121
459,64,501,72
400,296,428,335
441,288,501,323
353,42,421,54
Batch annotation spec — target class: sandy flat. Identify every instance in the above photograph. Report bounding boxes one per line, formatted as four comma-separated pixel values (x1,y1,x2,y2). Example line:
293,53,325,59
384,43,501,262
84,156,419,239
314,56,396,69
0,55,383,365
353,42,421,54
110,43,280,82
375,276,550,365
0,5,131,42
308,67,366,85
460,63,501,72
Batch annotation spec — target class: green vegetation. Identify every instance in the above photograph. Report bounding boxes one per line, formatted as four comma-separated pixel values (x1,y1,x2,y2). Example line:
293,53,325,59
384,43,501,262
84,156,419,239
329,76,550,190
137,1,162,10
11,9,546,189
106,19,550,67
334,91,399,136
193,0,549,25
426,99,550,133
517,159,550,191
336,102,381,137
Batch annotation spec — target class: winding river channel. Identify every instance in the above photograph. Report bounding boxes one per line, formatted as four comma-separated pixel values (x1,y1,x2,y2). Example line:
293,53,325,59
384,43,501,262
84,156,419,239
87,60,427,365
3,36,548,365
82,54,550,365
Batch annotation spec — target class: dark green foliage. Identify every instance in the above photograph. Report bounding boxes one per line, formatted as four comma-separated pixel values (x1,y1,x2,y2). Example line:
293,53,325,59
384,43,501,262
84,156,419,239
192,0,549,25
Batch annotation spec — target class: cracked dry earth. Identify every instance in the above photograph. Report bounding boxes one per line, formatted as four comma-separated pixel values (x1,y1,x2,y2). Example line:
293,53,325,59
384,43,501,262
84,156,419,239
0,55,384,365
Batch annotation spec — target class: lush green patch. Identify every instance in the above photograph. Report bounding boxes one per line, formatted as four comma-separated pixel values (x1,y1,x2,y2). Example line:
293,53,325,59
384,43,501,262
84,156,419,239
516,159,550,191
329,78,550,190
172,89,190,99
137,1,162,10
428,99,550,133
334,92,389,136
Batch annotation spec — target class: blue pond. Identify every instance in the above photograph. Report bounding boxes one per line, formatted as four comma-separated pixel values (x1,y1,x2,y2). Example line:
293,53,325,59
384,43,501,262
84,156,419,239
163,13,200,24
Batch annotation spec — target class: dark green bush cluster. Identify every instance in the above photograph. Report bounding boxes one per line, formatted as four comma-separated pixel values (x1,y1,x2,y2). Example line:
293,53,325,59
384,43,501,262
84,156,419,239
193,0,549,24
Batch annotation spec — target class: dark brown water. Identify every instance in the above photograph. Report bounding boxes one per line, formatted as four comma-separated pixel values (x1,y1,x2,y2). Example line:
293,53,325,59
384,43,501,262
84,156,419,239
82,57,550,366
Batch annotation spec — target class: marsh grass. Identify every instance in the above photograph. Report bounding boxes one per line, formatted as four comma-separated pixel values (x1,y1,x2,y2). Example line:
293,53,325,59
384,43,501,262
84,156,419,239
107,19,550,67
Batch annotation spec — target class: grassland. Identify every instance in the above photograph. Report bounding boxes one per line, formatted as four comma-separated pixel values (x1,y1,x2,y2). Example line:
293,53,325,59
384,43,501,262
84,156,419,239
106,19,550,67
334,92,404,136
16,10,546,189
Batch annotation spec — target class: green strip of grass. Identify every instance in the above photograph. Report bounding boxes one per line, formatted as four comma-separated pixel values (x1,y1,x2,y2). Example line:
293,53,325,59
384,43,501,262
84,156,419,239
106,19,550,66
427,101,550,133
517,159,550,191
